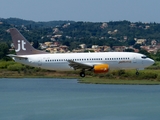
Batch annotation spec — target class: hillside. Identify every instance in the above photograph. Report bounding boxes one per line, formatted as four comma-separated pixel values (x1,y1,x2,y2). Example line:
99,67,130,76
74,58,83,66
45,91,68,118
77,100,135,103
0,18,75,28
0,18,160,50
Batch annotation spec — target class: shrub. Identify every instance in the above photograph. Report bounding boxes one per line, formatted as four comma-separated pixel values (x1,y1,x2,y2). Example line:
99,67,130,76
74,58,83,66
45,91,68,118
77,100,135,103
156,75,160,81
7,63,25,71
118,70,125,76
0,61,15,69
111,70,126,76
138,72,158,80
105,73,115,79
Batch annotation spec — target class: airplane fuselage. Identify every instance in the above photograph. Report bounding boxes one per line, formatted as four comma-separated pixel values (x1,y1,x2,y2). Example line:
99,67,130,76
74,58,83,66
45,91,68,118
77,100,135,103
12,52,154,71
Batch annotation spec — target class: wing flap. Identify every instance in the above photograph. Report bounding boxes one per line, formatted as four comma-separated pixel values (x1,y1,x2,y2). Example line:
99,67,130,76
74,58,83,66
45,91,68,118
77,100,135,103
68,60,93,70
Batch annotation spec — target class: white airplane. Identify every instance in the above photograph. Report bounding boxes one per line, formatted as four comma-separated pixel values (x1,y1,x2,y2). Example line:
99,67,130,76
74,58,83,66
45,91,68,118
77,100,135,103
8,28,154,77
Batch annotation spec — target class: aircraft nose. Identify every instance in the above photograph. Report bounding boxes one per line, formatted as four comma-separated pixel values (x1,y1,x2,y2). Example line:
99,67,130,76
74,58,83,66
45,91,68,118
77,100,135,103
149,58,155,65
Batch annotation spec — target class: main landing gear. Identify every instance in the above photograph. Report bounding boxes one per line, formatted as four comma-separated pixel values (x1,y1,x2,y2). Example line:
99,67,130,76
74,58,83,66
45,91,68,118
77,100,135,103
136,69,139,75
80,71,85,77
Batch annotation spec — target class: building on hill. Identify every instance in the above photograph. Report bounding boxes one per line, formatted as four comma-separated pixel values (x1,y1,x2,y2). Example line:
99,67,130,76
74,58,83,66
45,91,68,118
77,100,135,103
39,43,47,50
135,39,146,45
92,45,99,49
151,40,157,46
44,42,53,47
59,45,69,53
112,46,126,52
79,44,87,49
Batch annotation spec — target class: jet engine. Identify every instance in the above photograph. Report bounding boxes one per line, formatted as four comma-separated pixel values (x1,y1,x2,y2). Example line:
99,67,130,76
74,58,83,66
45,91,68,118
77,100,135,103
94,64,109,73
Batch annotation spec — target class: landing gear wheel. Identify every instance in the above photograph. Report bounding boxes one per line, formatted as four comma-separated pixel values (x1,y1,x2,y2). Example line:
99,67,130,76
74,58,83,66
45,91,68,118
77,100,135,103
136,71,139,75
80,72,85,77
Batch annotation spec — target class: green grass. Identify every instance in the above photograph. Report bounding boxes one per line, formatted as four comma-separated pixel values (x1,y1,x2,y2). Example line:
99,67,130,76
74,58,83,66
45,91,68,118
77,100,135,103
79,77,160,85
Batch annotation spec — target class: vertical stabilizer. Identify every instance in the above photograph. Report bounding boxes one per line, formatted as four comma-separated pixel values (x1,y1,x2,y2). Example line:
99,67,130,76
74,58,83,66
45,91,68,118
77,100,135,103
9,28,47,55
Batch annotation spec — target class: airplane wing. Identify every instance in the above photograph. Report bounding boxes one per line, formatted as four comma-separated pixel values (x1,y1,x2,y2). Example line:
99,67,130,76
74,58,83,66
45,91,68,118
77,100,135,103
7,54,28,59
68,60,93,70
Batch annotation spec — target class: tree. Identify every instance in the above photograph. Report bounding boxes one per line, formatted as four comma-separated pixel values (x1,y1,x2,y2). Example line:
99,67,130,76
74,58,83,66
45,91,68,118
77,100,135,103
139,49,152,58
0,42,9,59
133,44,141,50
128,39,136,46
125,49,134,52
139,49,149,55
32,40,39,49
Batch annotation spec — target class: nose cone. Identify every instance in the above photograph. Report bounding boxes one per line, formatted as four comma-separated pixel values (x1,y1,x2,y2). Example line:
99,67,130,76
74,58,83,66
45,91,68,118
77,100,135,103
148,58,155,66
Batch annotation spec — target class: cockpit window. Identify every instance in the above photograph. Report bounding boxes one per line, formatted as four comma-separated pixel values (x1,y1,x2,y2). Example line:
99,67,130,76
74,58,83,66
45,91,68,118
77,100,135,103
141,56,147,59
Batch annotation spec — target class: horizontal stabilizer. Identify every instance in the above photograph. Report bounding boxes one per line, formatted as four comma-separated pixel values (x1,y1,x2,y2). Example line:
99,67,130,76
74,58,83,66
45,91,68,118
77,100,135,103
7,54,28,59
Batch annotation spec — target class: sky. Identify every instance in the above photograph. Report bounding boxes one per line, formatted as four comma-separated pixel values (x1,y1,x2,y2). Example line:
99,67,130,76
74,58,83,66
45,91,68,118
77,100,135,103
0,0,160,23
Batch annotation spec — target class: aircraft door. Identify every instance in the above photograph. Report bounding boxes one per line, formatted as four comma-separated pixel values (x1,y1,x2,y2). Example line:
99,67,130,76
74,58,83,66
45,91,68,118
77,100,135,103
38,59,42,66
133,56,136,63
133,55,143,66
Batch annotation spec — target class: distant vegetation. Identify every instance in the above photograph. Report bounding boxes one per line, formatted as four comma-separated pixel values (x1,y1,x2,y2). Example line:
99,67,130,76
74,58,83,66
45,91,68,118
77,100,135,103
1,18,160,59
0,18,75,28
1,18,160,47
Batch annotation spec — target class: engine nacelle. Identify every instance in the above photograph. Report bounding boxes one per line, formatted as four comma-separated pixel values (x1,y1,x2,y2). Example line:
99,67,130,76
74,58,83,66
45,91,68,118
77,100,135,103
94,64,109,73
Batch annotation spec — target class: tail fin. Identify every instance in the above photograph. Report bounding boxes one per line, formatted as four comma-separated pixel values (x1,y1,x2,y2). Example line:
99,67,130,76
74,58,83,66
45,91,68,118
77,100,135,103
9,28,47,55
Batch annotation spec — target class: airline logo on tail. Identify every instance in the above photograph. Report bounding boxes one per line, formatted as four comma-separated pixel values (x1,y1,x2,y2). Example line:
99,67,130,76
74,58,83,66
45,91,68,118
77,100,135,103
15,40,26,52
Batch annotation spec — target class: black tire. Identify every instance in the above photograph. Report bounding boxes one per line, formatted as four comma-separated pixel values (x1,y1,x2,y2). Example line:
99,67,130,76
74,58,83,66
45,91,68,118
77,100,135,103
136,71,139,75
80,72,85,77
